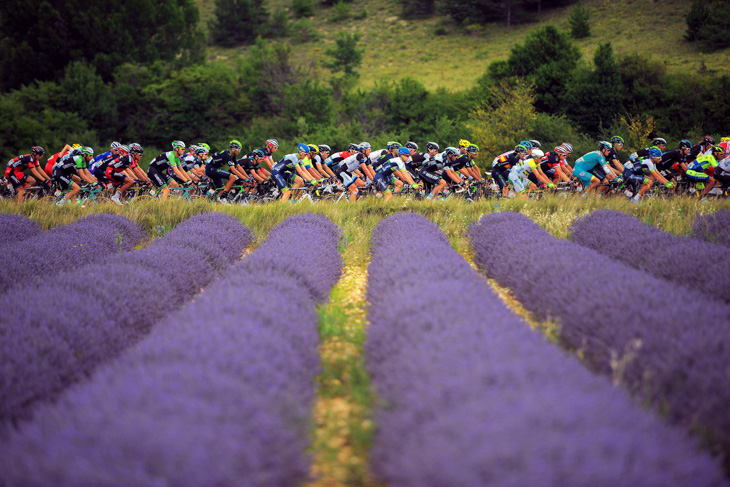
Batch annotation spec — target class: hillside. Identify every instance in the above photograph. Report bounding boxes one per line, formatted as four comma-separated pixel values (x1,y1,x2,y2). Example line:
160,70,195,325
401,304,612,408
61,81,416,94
197,0,730,92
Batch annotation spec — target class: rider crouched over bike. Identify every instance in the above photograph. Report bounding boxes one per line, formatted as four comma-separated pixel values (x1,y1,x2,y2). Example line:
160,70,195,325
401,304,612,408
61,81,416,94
623,147,674,203
5,146,51,202
148,140,191,200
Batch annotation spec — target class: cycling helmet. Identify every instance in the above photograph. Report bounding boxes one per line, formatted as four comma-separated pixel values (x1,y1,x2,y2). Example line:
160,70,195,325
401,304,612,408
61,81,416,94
110,141,121,151
611,136,624,145
70,144,82,149
266,138,279,149
458,139,471,148
529,140,541,149
297,143,310,154
711,145,725,155
554,146,569,156
129,143,144,155
678,139,692,150
648,147,662,159
598,141,612,151
80,146,94,157
318,144,331,153
444,147,459,157
703,135,715,145
172,140,186,150
426,141,440,151
652,137,667,146
70,148,83,157
348,143,359,152
519,140,533,150
229,140,242,150
195,146,209,156
405,141,418,150
198,143,211,152
398,147,411,157
386,141,401,150
308,144,319,154
251,149,265,158
31,146,45,156
118,145,130,155
513,144,528,155
467,144,480,153
188,145,198,153
359,141,371,150
531,149,544,158
561,142,574,153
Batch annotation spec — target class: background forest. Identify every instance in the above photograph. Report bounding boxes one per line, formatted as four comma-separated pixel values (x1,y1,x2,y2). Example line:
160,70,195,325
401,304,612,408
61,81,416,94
1,0,729,172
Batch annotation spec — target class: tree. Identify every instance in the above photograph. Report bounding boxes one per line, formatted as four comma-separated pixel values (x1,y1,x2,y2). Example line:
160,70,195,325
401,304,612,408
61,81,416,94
400,0,436,17
324,32,364,77
565,43,624,135
209,0,269,46
568,1,590,38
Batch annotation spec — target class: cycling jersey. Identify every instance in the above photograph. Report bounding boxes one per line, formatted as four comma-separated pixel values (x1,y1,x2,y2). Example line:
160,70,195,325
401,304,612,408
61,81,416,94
492,152,521,171
337,153,368,173
448,154,470,172
5,154,39,188
52,155,80,190
326,151,351,167
539,152,565,173
237,153,259,173
45,152,64,177
372,160,402,192
688,144,712,163
369,149,388,165
406,152,430,172
149,151,182,172
628,148,652,163
573,151,609,186
103,154,136,184
208,150,237,170
180,153,201,172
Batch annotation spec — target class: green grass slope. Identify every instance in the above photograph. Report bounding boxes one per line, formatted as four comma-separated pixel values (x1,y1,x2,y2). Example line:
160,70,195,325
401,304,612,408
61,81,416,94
198,0,730,92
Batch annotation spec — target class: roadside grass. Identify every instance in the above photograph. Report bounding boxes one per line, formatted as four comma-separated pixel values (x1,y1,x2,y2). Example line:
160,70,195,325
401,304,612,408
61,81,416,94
199,0,730,92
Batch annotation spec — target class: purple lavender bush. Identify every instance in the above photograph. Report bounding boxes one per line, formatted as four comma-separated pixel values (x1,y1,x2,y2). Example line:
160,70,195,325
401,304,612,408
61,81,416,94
470,211,730,471
0,213,341,487
366,212,726,486
570,209,730,303
0,213,42,246
0,212,254,424
0,213,145,293
693,210,730,247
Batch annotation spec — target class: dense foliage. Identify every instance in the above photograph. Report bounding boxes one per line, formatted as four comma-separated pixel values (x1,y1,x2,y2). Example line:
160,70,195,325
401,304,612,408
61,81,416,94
366,212,725,485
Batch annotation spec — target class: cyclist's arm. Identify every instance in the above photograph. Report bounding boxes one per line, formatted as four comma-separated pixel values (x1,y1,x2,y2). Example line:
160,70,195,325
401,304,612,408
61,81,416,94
264,156,274,170
132,166,149,182
601,162,618,181
79,168,97,184
317,162,336,179
31,165,49,182
395,169,416,186
445,168,464,184
295,163,316,183
555,165,572,183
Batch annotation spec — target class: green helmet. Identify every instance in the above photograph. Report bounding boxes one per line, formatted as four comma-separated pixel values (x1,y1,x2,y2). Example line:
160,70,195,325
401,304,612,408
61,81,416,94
230,140,242,150
467,144,480,153
172,140,186,150
197,142,211,152
80,146,94,157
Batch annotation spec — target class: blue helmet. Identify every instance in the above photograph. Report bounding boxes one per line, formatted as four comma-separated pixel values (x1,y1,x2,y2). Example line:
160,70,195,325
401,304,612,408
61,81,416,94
297,143,310,154
519,140,533,150
399,147,410,156
648,146,662,158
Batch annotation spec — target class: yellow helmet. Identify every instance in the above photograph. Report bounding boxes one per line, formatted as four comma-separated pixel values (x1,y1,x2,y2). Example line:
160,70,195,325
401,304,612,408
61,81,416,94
307,144,319,154
459,139,471,148
71,143,82,149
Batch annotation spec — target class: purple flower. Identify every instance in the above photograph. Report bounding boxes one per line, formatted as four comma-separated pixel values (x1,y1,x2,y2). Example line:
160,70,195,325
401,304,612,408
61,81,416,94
692,210,730,247
0,213,341,487
0,212,254,423
365,212,725,486
0,213,42,246
470,211,730,472
570,209,730,303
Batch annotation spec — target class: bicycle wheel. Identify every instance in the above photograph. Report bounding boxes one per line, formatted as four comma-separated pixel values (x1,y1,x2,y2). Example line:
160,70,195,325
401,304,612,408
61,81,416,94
39,195,58,203
89,196,114,205
130,194,156,203
188,195,209,203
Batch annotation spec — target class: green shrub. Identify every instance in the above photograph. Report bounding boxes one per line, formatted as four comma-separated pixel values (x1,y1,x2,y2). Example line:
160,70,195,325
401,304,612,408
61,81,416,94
568,1,590,39
331,1,350,21
292,0,314,17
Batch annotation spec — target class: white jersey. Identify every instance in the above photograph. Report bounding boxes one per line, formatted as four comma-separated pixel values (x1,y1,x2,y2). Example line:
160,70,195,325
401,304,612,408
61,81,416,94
369,149,388,164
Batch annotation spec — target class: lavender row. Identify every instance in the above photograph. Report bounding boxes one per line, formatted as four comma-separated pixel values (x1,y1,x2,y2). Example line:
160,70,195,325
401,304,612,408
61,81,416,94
366,213,725,486
693,209,730,247
0,213,146,293
0,213,42,246
570,210,730,303
0,212,254,424
0,213,342,487
469,211,730,468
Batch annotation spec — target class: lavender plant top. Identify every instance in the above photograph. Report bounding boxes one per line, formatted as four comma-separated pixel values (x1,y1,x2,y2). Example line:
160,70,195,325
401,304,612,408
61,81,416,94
366,212,726,486
0,213,42,246
0,212,253,424
0,213,145,293
692,210,730,247
470,211,730,470
570,209,730,303
0,213,341,487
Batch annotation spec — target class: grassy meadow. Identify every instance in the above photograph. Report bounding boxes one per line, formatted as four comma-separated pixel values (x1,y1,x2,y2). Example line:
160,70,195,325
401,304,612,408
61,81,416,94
198,0,730,92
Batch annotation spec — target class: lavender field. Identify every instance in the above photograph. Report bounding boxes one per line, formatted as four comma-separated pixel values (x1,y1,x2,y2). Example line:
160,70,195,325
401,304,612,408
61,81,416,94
1,202,729,486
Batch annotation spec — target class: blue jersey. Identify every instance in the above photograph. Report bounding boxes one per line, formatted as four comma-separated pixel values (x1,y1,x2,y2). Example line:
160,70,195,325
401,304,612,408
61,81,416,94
574,151,607,172
90,150,112,173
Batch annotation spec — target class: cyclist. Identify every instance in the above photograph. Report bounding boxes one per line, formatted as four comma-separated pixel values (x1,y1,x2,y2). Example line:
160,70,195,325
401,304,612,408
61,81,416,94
372,147,418,202
687,136,716,164
508,149,554,197
313,144,336,180
492,144,528,197
606,136,625,175
713,145,730,194
5,146,50,202
206,140,244,204
304,145,327,181
686,145,723,199
53,147,97,204
334,144,370,202
540,145,573,184
262,138,279,171
372,142,401,172
241,149,270,184
271,143,318,202
458,139,471,156
444,144,479,186
424,147,459,200
462,144,483,181
404,141,438,182
90,142,121,176
44,144,74,177
573,141,619,195
148,141,191,200
657,140,692,187
106,144,145,205
180,146,205,180
358,142,376,180
623,147,674,203
628,137,667,165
